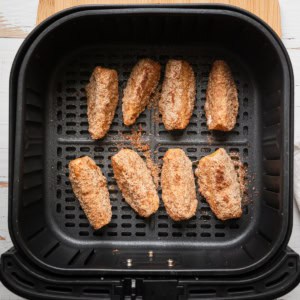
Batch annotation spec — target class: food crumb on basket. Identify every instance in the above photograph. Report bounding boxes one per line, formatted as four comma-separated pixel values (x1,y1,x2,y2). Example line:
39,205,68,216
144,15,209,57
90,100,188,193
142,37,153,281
114,126,161,188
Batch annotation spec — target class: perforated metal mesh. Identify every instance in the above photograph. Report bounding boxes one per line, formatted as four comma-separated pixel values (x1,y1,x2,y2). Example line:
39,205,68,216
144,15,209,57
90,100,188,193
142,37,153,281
50,45,255,243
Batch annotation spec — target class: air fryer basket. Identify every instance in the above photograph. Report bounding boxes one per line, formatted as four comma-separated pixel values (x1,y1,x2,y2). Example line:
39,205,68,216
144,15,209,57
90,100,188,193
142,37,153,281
4,4,295,281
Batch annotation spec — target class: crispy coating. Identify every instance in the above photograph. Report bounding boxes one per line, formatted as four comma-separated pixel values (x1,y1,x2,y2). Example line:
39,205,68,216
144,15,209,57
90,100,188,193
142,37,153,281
159,60,196,130
161,149,198,221
122,59,161,126
111,149,159,217
85,66,118,139
195,148,242,221
205,60,238,131
69,156,112,230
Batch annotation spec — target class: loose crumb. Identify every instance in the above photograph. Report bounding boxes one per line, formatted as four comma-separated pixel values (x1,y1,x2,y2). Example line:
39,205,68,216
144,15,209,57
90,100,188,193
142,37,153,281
114,126,161,188
147,85,161,124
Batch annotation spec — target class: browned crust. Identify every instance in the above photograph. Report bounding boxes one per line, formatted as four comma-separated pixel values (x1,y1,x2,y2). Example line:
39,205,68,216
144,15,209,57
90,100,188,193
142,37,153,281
122,59,161,126
205,60,238,131
195,148,242,221
85,66,119,139
161,149,198,221
159,60,196,130
69,156,112,229
111,149,159,217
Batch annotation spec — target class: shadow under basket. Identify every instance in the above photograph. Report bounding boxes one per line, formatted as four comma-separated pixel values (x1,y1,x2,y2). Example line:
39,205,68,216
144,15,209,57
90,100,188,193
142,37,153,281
1,4,299,300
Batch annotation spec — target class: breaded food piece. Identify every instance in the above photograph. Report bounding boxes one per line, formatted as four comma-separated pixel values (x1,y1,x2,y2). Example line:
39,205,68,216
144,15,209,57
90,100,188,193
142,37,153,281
195,148,242,221
85,66,118,139
111,149,159,217
159,60,196,130
161,149,198,221
122,59,161,126
69,156,112,229
205,60,238,131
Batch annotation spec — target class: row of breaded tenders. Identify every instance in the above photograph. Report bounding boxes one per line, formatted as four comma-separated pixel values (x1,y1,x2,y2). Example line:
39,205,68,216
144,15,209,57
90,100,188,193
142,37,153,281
86,58,238,139
69,148,242,230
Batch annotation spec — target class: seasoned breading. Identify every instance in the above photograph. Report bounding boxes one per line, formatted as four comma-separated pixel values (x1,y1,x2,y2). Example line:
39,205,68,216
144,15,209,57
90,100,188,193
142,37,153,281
69,156,112,230
205,60,238,131
195,148,242,221
111,149,159,217
122,59,161,126
159,60,196,130
85,66,118,139
161,149,198,221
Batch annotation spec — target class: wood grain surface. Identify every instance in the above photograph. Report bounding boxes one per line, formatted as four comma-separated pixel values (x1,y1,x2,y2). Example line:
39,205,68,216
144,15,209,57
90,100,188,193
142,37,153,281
36,0,282,36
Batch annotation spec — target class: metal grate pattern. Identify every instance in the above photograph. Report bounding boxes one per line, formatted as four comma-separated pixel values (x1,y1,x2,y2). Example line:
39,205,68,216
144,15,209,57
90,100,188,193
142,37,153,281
50,45,255,242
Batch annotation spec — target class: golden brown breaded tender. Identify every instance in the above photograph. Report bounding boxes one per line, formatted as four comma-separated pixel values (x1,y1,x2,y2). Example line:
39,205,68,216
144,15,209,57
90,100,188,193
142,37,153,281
161,149,198,221
85,66,118,139
205,60,238,131
122,59,161,126
69,156,112,230
159,60,196,130
195,148,242,221
111,149,159,217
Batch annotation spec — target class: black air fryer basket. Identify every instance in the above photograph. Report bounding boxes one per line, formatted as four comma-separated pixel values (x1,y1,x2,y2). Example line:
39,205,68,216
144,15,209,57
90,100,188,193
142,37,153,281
1,4,299,299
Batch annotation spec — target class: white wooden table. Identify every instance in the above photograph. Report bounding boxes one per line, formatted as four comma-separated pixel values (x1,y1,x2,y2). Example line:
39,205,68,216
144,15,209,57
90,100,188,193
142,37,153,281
0,0,300,299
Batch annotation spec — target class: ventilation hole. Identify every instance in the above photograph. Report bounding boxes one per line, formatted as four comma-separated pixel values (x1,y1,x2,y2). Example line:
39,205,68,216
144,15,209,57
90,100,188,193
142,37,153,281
121,223,131,228
65,214,75,219
214,223,225,229
66,197,75,202
158,232,168,237
122,215,132,220
158,223,168,228
172,223,183,229
66,147,76,152
57,97,62,106
57,189,62,199
66,113,76,118
215,232,225,237
68,250,81,265
243,112,248,120
57,125,62,134
201,232,211,237
66,122,76,126
201,148,211,153
108,232,117,236
66,130,76,135
136,223,145,228
66,104,76,110
201,224,211,229
79,214,87,219
56,203,61,213
288,262,294,268
80,130,89,135
80,105,87,110
65,222,75,227
172,232,182,237
243,98,248,107
136,232,145,236
79,231,89,236
186,223,196,228
243,126,248,136
57,111,62,120
65,206,75,211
